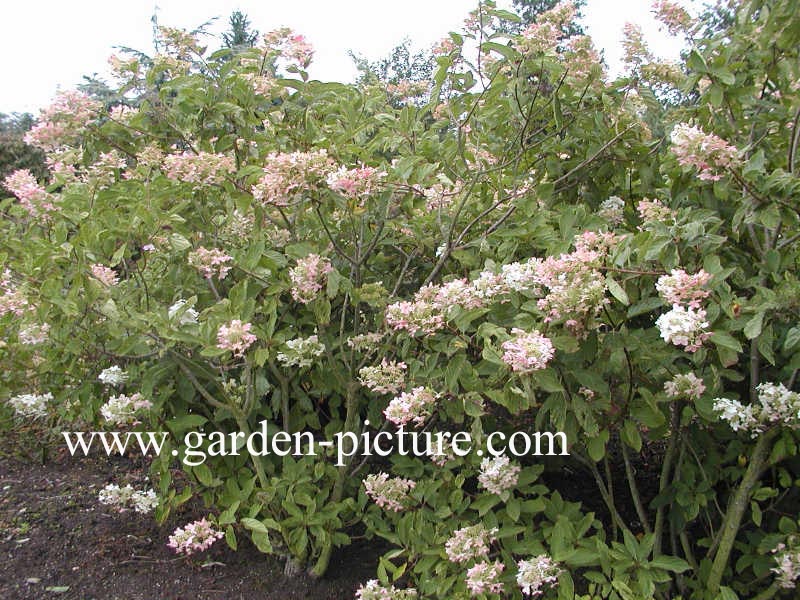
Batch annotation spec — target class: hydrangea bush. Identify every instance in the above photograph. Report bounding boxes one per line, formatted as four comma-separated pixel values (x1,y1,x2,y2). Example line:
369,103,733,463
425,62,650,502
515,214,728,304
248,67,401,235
2,0,800,598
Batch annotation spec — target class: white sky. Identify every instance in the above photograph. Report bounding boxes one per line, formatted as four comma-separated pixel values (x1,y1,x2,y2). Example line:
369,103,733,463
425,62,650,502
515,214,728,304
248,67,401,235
0,0,687,115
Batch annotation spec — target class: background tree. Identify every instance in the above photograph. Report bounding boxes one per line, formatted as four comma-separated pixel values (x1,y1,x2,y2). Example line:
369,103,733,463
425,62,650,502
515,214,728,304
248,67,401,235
0,113,46,182
222,10,259,50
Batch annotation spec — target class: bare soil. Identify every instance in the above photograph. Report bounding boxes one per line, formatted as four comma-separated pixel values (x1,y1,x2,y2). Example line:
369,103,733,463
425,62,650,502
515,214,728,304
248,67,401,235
0,438,376,600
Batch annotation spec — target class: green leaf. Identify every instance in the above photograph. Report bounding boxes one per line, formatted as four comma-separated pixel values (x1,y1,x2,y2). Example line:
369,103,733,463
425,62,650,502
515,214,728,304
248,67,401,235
744,312,764,340
621,420,642,452
784,327,800,352
650,555,691,573
241,517,269,534
586,432,607,462
193,463,213,486
225,524,237,550
606,277,629,306
710,331,743,353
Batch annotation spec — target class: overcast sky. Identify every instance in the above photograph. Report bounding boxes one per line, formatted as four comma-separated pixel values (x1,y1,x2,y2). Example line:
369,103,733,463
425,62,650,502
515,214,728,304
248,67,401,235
0,0,687,114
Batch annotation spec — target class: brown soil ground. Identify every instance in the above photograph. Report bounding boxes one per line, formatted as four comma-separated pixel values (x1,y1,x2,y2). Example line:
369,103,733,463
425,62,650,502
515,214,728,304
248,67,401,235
0,436,377,600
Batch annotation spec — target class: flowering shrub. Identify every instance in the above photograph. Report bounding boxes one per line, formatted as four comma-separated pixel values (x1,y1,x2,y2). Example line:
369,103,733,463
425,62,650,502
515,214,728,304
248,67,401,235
3,0,800,598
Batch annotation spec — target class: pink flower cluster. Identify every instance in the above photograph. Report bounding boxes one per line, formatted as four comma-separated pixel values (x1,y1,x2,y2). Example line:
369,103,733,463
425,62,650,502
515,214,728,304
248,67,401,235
355,580,418,600
216,320,257,357
478,455,520,495
501,328,555,373
670,123,739,181
358,359,407,395
386,232,618,337
465,561,505,595
3,169,57,221
564,35,604,81
664,372,706,400
91,264,119,287
252,149,334,206
262,28,314,69
289,254,332,304
516,555,561,596
656,268,712,308
363,472,416,512
24,90,101,151
167,518,224,556
384,386,438,427
445,524,498,563
517,1,577,54
326,165,386,203
188,247,233,279
652,0,693,36
637,198,676,226
0,269,29,317
162,151,235,186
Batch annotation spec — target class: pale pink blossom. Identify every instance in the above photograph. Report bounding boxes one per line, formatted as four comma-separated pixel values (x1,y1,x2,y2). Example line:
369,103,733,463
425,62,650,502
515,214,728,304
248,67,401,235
363,472,416,512
289,254,332,304
656,268,712,308
163,151,235,186
188,247,233,279
216,320,257,357
466,561,505,596
167,518,224,555
501,328,555,373
358,359,407,395
24,90,101,151
384,387,438,427
664,372,706,400
445,524,498,563
326,165,386,203
91,264,119,287
3,169,58,221
670,123,739,181
252,150,334,206
478,455,520,495
516,555,561,596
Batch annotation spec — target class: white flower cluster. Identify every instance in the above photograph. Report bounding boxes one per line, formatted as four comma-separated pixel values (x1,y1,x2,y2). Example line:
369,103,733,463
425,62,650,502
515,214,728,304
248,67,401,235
516,555,561,596
655,305,710,352
98,365,128,386
478,455,521,495
100,392,152,426
713,382,800,435
664,372,706,400
355,580,418,600
99,483,159,513
598,195,625,225
168,299,199,325
8,392,53,418
276,334,325,367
